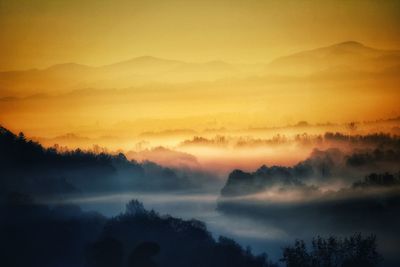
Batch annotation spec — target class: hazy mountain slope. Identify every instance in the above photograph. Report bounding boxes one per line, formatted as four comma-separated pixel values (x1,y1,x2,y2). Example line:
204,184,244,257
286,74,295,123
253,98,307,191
1,41,399,98
267,41,400,75
0,57,239,97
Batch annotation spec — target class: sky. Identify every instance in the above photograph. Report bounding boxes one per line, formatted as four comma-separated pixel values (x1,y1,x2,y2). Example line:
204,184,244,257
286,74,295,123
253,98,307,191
0,0,400,70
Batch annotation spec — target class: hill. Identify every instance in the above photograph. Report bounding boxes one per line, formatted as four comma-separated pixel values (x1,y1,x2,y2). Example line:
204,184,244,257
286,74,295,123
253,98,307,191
0,195,275,267
0,56,239,97
0,126,202,196
267,41,400,75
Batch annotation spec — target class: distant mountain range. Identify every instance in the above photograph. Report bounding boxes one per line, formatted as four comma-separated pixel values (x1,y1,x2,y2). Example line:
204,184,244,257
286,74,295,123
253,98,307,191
1,41,399,97
266,41,400,75
0,56,243,97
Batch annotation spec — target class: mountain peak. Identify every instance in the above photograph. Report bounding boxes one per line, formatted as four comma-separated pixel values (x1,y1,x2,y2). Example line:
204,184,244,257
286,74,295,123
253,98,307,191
132,55,163,61
333,41,366,48
104,56,183,69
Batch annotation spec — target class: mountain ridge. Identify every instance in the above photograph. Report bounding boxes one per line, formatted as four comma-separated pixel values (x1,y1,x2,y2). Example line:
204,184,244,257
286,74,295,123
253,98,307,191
2,41,400,73
1,41,399,97
267,41,400,75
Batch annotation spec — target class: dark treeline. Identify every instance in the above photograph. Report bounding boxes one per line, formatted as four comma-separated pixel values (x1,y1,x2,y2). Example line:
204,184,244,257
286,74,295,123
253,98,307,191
0,126,201,196
0,193,276,267
181,132,400,148
323,132,400,146
352,172,400,188
221,146,400,197
0,192,384,267
346,148,400,167
295,132,400,147
220,148,338,197
281,234,382,267
0,192,382,267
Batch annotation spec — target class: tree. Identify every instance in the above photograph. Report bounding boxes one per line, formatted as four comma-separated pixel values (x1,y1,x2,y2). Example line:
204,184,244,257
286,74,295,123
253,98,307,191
125,200,147,216
281,240,311,267
128,242,160,267
281,234,382,267
85,237,124,267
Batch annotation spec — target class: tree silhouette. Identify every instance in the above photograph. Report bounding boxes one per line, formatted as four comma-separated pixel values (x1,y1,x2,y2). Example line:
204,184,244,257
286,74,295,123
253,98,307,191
126,200,147,216
281,240,311,267
128,242,160,267
85,237,124,267
281,234,382,267
1,196,274,267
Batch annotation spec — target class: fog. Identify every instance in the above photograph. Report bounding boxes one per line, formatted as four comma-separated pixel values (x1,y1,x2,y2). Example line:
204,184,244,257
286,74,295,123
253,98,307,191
44,191,289,262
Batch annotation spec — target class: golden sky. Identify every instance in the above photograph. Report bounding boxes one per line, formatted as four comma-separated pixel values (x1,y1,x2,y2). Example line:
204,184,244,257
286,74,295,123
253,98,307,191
1,0,400,70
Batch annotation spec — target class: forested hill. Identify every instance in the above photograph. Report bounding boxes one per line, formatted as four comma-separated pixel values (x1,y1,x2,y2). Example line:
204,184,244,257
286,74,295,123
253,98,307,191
0,194,275,267
0,126,197,197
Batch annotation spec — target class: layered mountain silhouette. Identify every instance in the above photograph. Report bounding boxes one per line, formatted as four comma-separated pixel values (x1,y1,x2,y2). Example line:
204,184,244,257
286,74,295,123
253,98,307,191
267,41,400,75
1,41,399,97
0,56,240,97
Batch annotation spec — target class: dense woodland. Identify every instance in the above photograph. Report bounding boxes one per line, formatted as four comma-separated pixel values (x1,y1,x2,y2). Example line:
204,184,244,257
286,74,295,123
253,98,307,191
0,193,276,267
0,192,383,267
0,126,202,196
0,126,388,266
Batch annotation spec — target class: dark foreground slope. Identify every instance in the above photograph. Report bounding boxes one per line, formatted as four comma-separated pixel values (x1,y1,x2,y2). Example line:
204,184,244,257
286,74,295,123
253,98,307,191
0,126,276,267
0,126,210,197
0,194,275,267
